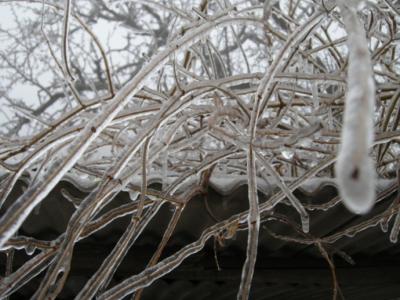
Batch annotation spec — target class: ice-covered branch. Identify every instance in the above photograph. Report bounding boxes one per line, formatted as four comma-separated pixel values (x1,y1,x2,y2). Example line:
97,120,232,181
0,1,398,298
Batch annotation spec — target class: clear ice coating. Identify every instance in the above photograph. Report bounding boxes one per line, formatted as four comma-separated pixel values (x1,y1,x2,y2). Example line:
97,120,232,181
0,0,398,299
390,212,400,243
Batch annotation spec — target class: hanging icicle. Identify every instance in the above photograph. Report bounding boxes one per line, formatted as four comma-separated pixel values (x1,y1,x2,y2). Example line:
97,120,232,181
335,0,376,214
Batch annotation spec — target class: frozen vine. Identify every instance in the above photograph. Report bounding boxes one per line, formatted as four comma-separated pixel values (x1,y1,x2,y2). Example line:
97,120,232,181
0,0,399,299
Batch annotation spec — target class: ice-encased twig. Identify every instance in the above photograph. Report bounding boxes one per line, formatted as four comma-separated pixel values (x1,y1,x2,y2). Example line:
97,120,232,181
0,104,160,208
335,0,377,214
390,167,400,242
96,217,238,300
165,148,238,196
0,197,160,297
33,89,233,298
389,210,400,243
133,205,185,300
75,202,163,299
255,153,309,233
0,249,56,298
237,146,260,300
1,2,397,299
95,156,336,299
0,10,261,250
95,158,335,299
61,0,74,81
32,92,225,297
235,12,325,298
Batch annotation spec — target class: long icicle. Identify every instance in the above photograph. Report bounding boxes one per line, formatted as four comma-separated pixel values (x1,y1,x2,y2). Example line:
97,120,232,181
335,0,376,214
